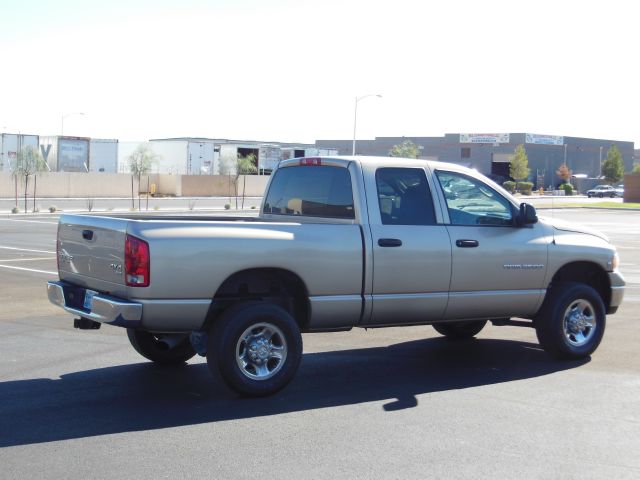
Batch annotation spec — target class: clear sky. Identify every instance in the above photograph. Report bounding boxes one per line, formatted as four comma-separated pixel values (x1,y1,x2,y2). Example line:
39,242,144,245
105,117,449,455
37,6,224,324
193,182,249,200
1,0,638,147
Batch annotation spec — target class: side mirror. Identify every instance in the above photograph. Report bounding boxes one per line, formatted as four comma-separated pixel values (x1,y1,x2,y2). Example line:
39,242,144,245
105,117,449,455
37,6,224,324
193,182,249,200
518,203,538,226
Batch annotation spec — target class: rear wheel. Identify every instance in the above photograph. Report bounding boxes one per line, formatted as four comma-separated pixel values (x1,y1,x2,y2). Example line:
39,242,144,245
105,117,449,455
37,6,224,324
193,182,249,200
433,320,487,339
207,302,302,397
127,329,196,365
535,282,605,359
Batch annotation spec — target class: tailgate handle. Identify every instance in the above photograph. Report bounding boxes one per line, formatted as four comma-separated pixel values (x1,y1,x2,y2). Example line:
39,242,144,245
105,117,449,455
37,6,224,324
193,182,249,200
378,238,403,247
82,230,94,241
456,239,479,248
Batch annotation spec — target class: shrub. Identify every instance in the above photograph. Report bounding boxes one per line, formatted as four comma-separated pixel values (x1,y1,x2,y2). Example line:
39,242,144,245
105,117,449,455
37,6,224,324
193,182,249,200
48,205,57,213
11,206,19,214
503,181,516,193
518,182,534,195
560,183,574,196
224,203,231,210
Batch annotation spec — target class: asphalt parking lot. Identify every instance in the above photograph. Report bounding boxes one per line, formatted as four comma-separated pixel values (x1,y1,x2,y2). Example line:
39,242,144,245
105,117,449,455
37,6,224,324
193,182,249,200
0,209,639,479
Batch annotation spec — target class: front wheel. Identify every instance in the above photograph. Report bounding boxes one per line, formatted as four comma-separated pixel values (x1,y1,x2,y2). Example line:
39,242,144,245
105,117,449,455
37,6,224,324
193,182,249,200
207,302,302,397
127,329,196,365
433,320,487,339
535,282,606,359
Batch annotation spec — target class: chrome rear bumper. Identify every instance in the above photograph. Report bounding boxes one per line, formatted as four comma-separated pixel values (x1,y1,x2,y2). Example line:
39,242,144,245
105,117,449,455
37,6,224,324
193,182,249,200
47,281,142,328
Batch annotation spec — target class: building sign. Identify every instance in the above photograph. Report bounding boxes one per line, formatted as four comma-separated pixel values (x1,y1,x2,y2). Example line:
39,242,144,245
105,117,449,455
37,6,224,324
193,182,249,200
525,133,564,145
460,133,510,144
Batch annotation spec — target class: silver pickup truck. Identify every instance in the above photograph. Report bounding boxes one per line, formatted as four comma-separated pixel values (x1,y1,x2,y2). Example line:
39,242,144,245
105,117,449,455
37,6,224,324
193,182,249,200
47,156,625,396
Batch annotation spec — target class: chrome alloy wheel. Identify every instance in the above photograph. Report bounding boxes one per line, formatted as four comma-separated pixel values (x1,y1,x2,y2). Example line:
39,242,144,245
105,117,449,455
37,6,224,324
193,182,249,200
563,299,596,347
236,322,288,380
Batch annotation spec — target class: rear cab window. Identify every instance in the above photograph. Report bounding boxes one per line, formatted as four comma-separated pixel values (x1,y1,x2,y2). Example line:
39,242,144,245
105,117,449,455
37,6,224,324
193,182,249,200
263,165,355,219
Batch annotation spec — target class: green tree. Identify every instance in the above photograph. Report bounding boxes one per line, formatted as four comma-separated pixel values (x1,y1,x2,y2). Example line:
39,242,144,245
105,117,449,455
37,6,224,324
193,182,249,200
509,144,530,191
632,164,640,174
13,145,48,212
237,154,258,209
389,139,420,159
601,145,624,184
128,143,159,210
218,153,258,209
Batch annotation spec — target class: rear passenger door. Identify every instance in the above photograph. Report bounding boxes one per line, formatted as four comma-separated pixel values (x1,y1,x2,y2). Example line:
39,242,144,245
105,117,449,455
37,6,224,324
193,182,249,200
363,165,452,326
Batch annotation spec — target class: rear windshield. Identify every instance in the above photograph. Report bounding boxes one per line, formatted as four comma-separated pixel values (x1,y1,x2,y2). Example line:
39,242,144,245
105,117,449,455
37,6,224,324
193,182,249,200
263,165,355,219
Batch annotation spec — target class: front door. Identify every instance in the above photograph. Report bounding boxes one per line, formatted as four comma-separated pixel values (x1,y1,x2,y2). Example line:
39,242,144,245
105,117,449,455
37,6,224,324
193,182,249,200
434,169,549,320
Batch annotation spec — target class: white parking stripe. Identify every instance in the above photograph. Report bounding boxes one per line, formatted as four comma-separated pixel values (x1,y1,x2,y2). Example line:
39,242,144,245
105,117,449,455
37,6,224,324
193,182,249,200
0,246,56,254
0,218,58,225
0,257,55,262
0,264,57,275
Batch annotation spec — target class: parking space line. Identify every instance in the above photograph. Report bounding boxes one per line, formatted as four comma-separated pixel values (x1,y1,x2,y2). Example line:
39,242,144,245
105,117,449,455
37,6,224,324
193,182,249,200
0,264,57,275
0,246,56,254
0,218,59,225
0,257,56,262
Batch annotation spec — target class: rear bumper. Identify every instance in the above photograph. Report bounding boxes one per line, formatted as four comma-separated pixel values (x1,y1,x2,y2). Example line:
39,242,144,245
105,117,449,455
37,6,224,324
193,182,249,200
47,281,142,328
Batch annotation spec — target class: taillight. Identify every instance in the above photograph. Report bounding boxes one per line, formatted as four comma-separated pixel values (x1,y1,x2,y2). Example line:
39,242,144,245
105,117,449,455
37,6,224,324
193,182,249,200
299,157,322,166
125,234,150,287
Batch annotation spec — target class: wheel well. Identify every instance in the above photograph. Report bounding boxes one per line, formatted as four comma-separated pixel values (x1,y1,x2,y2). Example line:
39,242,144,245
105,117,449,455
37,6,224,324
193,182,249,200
548,261,610,308
206,268,310,331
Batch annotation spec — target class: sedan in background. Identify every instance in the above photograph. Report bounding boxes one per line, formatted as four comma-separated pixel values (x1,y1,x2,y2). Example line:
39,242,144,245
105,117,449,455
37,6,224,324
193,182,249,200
615,184,624,197
586,185,617,198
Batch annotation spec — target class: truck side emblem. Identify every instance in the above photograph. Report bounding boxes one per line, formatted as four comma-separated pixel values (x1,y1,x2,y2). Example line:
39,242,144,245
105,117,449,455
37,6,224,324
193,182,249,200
110,263,123,274
503,264,544,270
58,251,73,263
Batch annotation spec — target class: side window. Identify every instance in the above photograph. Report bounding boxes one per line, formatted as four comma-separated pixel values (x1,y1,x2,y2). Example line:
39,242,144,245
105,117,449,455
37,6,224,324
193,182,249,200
375,168,436,225
436,170,514,226
263,165,355,219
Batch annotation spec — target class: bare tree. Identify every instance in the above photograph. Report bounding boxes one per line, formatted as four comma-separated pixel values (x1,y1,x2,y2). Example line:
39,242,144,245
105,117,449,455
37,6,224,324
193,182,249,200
128,144,159,210
13,145,48,212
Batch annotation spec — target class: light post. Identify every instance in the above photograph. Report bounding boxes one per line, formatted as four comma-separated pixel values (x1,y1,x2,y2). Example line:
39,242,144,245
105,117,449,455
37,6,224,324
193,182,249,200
599,146,604,177
352,94,382,155
61,112,85,136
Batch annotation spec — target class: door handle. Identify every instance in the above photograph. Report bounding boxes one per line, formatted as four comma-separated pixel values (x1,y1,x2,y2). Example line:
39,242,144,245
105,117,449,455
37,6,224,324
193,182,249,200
378,238,403,247
455,239,479,248
82,230,94,241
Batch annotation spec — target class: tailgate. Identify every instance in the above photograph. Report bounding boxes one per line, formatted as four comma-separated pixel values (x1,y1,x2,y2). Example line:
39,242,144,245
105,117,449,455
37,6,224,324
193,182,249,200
58,214,129,290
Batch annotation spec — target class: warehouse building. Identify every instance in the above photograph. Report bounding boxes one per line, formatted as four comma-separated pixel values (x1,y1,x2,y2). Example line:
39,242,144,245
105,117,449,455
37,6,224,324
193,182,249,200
316,133,635,190
144,138,337,175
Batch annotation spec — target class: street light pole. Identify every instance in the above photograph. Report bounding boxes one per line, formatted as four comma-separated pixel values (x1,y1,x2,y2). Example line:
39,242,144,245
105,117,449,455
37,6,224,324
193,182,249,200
352,94,381,155
61,112,85,136
599,146,604,176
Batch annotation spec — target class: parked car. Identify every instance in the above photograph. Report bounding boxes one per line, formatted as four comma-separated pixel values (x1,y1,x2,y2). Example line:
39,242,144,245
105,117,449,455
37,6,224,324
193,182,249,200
614,184,624,197
587,185,616,198
47,156,625,396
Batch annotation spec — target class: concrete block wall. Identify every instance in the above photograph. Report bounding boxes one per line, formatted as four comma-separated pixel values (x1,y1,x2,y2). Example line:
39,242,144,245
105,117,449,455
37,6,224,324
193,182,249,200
1,172,270,198
1,172,133,198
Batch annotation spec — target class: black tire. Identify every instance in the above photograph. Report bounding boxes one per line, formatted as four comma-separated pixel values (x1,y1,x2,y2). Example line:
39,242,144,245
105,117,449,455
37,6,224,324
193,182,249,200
207,302,302,397
433,320,487,339
127,329,196,365
535,282,606,359
587,194,592,198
